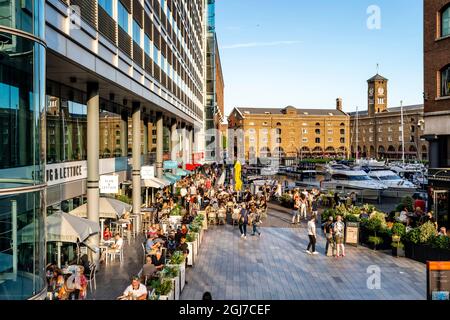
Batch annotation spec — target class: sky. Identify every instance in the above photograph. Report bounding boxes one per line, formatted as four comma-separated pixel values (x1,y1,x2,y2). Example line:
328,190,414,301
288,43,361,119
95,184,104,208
215,0,424,117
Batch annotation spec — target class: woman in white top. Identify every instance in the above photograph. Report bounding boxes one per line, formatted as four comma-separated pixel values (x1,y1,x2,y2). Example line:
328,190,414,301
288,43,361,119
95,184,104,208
306,214,318,255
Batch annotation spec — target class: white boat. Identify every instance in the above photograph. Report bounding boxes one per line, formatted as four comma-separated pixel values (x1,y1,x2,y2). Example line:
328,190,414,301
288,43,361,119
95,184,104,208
367,169,418,197
390,163,428,186
321,169,387,200
355,159,387,168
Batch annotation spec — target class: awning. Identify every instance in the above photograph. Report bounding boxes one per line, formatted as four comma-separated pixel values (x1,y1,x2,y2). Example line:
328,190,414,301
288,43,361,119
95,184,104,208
164,173,180,183
175,168,191,176
186,163,202,171
142,178,165,189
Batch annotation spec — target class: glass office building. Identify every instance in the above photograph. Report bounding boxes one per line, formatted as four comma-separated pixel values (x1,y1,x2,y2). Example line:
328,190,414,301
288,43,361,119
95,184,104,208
0,0,47,299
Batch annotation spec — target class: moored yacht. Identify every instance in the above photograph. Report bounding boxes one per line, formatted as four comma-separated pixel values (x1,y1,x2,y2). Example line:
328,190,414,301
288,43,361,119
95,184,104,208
321,169,387,200
367,169,418,197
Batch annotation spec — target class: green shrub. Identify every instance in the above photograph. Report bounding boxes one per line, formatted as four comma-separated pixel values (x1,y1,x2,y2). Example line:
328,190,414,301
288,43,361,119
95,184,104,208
162,266,179,278
344,214,360,223
396,196,414,212
189,223,201,233
404,228,420,244
186,233,197,242
169,251,185,265
391,223,406,237
430,235,450,250
419,222,437,244
391,241,404,249
321,209,336,222
368,236,384,247
150,279,172,296
170,205,182,216
116,194,132,204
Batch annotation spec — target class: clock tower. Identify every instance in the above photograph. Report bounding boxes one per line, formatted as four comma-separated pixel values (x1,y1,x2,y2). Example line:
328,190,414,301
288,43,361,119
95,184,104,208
367,74,388,117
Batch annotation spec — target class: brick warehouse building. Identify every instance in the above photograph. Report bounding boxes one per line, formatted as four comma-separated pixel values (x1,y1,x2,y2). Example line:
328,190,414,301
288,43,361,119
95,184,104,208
227,101,351,163
423,0,450,229
348,74,428,160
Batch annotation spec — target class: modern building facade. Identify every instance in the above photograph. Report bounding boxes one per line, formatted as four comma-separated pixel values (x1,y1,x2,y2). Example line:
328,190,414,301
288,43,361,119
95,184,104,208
349,74,428,160
423,0,450,229
0,0,215,299
227,102,350,162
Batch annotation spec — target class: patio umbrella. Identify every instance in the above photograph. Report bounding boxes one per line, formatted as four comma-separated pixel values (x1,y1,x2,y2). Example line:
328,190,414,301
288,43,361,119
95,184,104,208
69,197,132,219
18,211,100,268
234,161,243,191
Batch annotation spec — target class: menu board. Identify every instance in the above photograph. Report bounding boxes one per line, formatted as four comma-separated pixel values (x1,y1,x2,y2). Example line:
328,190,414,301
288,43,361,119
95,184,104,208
427,261,450,300
345,222,359,246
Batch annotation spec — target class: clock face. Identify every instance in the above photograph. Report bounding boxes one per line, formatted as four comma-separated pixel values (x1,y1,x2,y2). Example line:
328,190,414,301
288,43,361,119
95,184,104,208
369,88,374,96
378,87,385,95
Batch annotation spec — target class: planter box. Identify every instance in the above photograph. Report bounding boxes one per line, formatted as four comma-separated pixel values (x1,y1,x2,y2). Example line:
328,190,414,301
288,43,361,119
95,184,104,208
159,289,174,300
187,242,195,266
169,277,180,300
167,263,186,293
198,211,208,230
199,229,204,245
405,243,450,263
194,233,200,255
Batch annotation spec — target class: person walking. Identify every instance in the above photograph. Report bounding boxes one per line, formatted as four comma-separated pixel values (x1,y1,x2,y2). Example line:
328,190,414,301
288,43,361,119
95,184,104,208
306,214,318,255
238,204,249,239
250,208,262,237
291,190,300,225
323,216,335,257
334,215,346,258
300,195,308,221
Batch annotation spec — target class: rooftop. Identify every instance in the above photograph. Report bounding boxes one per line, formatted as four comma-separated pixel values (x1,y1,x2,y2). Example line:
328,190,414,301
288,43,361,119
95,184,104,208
348,104,424,117
234,106,347,117
367,73,388,82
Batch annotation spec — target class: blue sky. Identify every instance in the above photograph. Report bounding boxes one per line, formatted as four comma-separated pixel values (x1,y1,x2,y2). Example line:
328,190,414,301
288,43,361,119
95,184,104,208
215,0,423,117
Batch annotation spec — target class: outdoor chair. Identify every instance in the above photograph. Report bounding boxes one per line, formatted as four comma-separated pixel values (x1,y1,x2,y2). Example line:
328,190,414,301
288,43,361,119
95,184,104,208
107,245,124,263
208,211,217,225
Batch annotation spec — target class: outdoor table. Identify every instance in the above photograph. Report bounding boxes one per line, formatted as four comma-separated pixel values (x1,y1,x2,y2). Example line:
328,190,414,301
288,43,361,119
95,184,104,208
62,265,80,275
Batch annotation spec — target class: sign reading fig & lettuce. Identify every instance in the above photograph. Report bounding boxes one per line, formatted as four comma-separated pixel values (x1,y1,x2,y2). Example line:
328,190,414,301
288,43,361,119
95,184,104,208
345,222,359,246
141,166,155,179
164,160,178,170
427,261,450,300
99,175,119,194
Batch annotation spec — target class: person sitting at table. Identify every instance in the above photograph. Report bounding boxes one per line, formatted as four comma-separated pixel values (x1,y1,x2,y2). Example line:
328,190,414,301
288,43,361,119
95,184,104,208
103,227,113,241
110,234,123,250
48,268,65,299
181,224,188,236
80,254,91,277
141,256,157,285
121,276,148,300
151,249,165,271
64,266,88,300
145,234,159,254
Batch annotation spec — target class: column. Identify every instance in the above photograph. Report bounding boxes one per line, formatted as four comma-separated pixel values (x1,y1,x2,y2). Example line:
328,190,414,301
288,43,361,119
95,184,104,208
143,117,149,160
120,110,128,157
86,82,100,264
188,126,194,165
181,123,187,169
171,120,178,162
156,113,164,178
132,102,142,233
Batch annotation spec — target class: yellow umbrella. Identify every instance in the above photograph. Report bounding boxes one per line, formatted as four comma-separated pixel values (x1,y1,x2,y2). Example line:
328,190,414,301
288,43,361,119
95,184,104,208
234,160,243,191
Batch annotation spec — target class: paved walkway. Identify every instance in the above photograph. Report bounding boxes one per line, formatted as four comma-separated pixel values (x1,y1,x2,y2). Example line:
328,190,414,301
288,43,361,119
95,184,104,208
181,218,426,300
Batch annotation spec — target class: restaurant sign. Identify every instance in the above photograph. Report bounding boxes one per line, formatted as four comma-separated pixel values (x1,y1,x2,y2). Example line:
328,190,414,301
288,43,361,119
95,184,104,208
141,166,155,180
100,175,119,194
46,161,87,186
345,222,359,246
427,261,450,300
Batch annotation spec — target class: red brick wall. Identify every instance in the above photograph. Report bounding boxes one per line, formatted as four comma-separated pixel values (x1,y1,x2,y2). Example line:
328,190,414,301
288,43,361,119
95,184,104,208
424,0,450,113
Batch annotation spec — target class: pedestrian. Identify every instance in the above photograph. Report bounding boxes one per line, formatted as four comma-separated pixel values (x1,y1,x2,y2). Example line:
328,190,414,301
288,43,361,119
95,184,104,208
238,204,249,239
323,216,335,257
250,208,262,237
306,214,318,255
311,196,319,220
299,194,308,221
334,215,345,258
291,190,300,225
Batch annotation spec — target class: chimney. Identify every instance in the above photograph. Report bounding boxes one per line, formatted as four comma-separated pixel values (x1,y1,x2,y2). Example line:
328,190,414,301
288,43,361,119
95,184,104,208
336,98,343,111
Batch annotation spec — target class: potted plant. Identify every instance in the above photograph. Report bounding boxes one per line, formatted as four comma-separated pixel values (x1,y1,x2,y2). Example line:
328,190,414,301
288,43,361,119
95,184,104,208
189,224,201,253
185,233,197,266
169,205,183,227
161,266,180,300
169,251,186,292
368,235,384,250
390,223,406,257
150,278,173,300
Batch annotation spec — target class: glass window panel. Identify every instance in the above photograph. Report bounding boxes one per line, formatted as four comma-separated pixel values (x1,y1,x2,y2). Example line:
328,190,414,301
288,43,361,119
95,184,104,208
443,7,450,37
98,0,113,16
133,19,141,45
442,65,450,97
118,1,129,33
